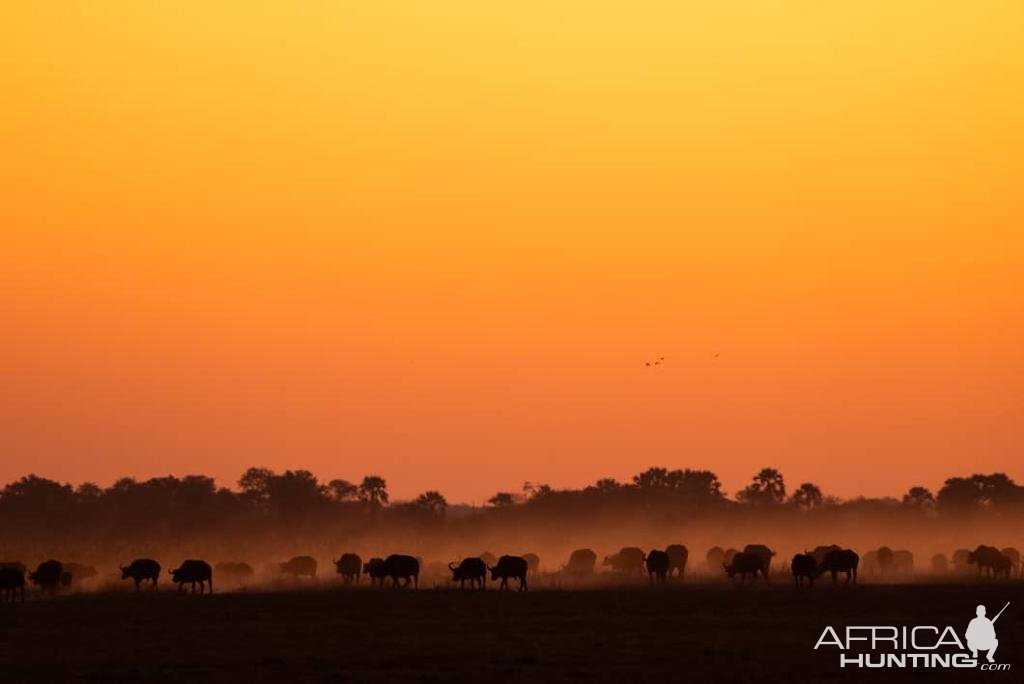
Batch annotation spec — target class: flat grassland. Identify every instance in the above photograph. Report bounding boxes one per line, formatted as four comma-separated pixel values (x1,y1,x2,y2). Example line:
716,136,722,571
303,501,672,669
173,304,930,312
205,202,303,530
0,583,1019,682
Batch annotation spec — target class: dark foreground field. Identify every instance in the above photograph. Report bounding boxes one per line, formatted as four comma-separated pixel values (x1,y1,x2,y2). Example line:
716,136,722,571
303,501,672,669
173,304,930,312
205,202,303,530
1,583,1021,682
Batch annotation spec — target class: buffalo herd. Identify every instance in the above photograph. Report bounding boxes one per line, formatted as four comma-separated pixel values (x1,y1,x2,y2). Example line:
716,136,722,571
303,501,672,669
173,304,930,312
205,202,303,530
0,542,1020,602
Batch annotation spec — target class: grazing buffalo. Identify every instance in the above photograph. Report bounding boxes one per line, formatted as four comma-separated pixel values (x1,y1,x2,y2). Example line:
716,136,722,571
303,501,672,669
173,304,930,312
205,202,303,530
992,555,1013,579
29,560,64,594
876,547,894,575
450,557,487,590
565,548,597,576
603,547,645,575
363,558,387,586
489,555,529,591
383,554,419,588
892,550,914,575
791,554,816,588
860,550,879,577
214,562,254,585
62,563,98,586
742,545,776,578
724,552,766,584
931,553,949,574
665,544,688,579
816,549,859,585
1000,547,1021,578
724,548,740,565
706,546,725,573
279,556,317,578
522,553,540,574
334,553,362,584
0,566,25,602
121,559,161,590
951,548,972,574
967,545,1004,578
645,550,670,584
810,545,842,566
171,560,213,594
60,571,73,588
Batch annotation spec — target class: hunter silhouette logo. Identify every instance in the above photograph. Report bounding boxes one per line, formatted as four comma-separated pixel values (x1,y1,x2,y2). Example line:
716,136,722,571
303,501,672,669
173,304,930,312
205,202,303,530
966,602,1008,664
814,602,1011,670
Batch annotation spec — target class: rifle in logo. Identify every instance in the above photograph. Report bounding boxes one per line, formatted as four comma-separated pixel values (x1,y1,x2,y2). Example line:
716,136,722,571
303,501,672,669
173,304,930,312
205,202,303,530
966,602,1008,663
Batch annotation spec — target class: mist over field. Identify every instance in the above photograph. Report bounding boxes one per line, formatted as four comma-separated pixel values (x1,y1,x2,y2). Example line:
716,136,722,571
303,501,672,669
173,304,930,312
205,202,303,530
3,466,1021,590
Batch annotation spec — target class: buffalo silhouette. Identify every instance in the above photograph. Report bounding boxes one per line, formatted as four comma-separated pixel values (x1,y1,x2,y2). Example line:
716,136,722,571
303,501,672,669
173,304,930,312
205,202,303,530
0,565,25,603
967,545,1004,578
489,555,529,591
29,560,63,594
564,549,597,576
1000,547,1020,578
723,552,766,584
645,549,670,584
742,545,775,578
816,549,859,585
171,560,213,594
363,557,387,586
603,547,645,575
450,557,487,590
705,546,725,573
279,556,317,578
665,544,688,579
930,553,948,574
121,558,161,591
334,553,362,584
791,553,816,588
383,554,419,588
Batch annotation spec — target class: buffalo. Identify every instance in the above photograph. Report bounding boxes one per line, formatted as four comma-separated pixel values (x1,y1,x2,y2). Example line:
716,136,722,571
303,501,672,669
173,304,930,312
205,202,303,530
706,546,725,573
876,546,894,575
992,555,1013,579
383,554,419,588
810,545,842,566
489,555,529,591
665,544,688,579
742,544,775,578
603,547,645,575
645,549,670,584
171,560,213,594
724,548,740,565
724,552,766,583
0,566,25,603
29,560,63,594
522,553,540,574
214,562,254,585
951,548,972,574
931,553,948,574
860,550,879,577
279,556,317,578
62,563,98,586
816,549,859,585
791,554,816,588
892,550,914,575
121,558,161,590
334,553,362,584
450,557,487,590
565,548,597,576
60,571,73,588
1000,547,1020,578
363,557,387,586
967,545,1004,578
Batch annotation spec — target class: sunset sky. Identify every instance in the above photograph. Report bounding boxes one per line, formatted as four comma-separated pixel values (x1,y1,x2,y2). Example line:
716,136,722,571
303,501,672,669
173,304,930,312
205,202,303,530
2,2,1021,503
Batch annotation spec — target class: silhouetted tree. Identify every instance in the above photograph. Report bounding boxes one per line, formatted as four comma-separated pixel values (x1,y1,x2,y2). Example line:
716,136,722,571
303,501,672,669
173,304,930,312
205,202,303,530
412,490,448,516
737,467,786,505
902,486,935,511
791,482,823,510
488,492,516,507
937,473,1023,513
238,467,275,506
590,478,623,493
358,476,389,506
327,479,359,502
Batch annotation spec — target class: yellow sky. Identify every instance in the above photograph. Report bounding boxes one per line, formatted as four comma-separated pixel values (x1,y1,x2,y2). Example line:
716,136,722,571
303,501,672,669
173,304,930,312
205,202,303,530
2,2,1022,501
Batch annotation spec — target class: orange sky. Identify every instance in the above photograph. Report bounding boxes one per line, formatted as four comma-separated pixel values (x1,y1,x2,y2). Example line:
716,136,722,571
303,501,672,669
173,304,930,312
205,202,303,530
2,2,1021,503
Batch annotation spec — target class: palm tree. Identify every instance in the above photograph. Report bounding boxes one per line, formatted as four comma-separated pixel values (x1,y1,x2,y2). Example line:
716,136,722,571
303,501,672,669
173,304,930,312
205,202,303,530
414,490,448,516
358,475,389,506
791,482,824,510
488,492,516,507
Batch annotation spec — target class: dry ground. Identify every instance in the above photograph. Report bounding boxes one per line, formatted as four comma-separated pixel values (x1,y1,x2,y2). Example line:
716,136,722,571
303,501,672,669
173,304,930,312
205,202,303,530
0,582,1020,682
